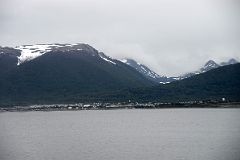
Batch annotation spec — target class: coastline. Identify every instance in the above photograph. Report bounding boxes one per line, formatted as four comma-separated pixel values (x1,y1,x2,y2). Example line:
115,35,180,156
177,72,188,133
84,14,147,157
1,102,240,112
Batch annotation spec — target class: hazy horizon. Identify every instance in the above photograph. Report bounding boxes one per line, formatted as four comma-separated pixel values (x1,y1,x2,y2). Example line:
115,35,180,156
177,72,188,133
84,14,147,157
1,0,240,76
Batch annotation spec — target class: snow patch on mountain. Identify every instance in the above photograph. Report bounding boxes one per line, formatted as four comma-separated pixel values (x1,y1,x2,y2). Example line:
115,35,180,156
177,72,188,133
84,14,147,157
8,43,240,83
179,59,239,80
15,44,84,64
15,44,58,64
101,57,116,65
120,58,175,84
99,52,116,65
14,43,116,65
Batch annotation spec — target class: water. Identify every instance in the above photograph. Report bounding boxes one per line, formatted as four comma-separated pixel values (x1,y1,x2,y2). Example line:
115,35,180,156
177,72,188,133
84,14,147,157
0,109,240,160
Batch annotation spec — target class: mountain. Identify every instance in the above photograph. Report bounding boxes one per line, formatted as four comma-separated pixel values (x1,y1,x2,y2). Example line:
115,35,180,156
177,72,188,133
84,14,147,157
220,58,239,66
200,60,220,72
179,59,239,80
14,43,102,64
179,60,220,79
112,63,240,102
0,44,156,106
0,43,239,106
0,47,20,74
120,58,177,84
120,58,239,83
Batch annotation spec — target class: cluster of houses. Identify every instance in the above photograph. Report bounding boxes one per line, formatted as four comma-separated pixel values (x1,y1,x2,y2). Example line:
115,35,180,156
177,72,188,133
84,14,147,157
0,98,235,112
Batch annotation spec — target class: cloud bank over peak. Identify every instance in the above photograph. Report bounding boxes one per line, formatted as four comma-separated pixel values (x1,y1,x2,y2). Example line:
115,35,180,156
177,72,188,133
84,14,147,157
1,0,239,76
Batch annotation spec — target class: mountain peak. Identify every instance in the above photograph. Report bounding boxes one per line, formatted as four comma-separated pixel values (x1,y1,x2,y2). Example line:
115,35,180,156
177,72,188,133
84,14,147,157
15,43,99,64
120,58,160,79
180,58,238,80
220,58,239,66
201,60,219,72
204,60,218,67
120,58,178,84
226,58,238,65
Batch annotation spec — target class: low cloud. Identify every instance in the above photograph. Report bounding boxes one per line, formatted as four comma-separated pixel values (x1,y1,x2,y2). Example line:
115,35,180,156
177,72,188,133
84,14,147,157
1,0,239,76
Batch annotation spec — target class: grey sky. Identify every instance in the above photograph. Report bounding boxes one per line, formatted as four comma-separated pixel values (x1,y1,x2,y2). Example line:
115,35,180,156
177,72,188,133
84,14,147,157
1,0,240,76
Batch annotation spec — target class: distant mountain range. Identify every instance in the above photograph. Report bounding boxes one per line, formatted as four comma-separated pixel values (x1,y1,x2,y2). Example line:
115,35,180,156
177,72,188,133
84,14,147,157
178,59,239,80
120,59,178,83
121,58,239,83
118,63,240,102
0,43,239,106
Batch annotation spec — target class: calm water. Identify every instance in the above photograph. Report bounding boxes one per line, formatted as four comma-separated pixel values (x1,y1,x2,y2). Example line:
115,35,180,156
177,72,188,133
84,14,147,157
0,109,240,160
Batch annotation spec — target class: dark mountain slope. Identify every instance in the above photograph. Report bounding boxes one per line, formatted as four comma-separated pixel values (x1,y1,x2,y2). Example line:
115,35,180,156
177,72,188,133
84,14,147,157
0,49,156,106
125,63,240,102
0,43,239,106
120,58,177,83
0,47,20,74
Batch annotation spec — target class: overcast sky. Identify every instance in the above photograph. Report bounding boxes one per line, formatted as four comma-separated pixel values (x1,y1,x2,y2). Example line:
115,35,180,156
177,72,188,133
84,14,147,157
1,0,240,76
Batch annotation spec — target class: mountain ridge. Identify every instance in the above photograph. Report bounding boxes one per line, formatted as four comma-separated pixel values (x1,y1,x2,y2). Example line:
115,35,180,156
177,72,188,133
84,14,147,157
179,59,239,80
99,63,240,103
0,44,156,106
121,58,239,83
0,43,239,106
120,58,177,84
1,44,238,83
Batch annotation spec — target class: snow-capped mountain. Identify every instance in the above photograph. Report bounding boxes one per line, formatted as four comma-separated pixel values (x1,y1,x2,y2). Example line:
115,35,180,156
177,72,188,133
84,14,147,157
1,43,239,85
0,43,157,105
201,60,220,72
13,43,117,65
121,58,239,83
120,58,176,84
1,43,240,105
179,59,239,80
220,58,239,66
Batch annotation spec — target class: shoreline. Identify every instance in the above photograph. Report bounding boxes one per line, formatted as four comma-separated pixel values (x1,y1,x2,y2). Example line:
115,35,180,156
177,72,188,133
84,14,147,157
1,102,240,112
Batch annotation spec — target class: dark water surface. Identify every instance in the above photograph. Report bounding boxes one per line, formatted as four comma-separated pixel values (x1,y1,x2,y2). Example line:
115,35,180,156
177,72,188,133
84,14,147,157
0,109,240,160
